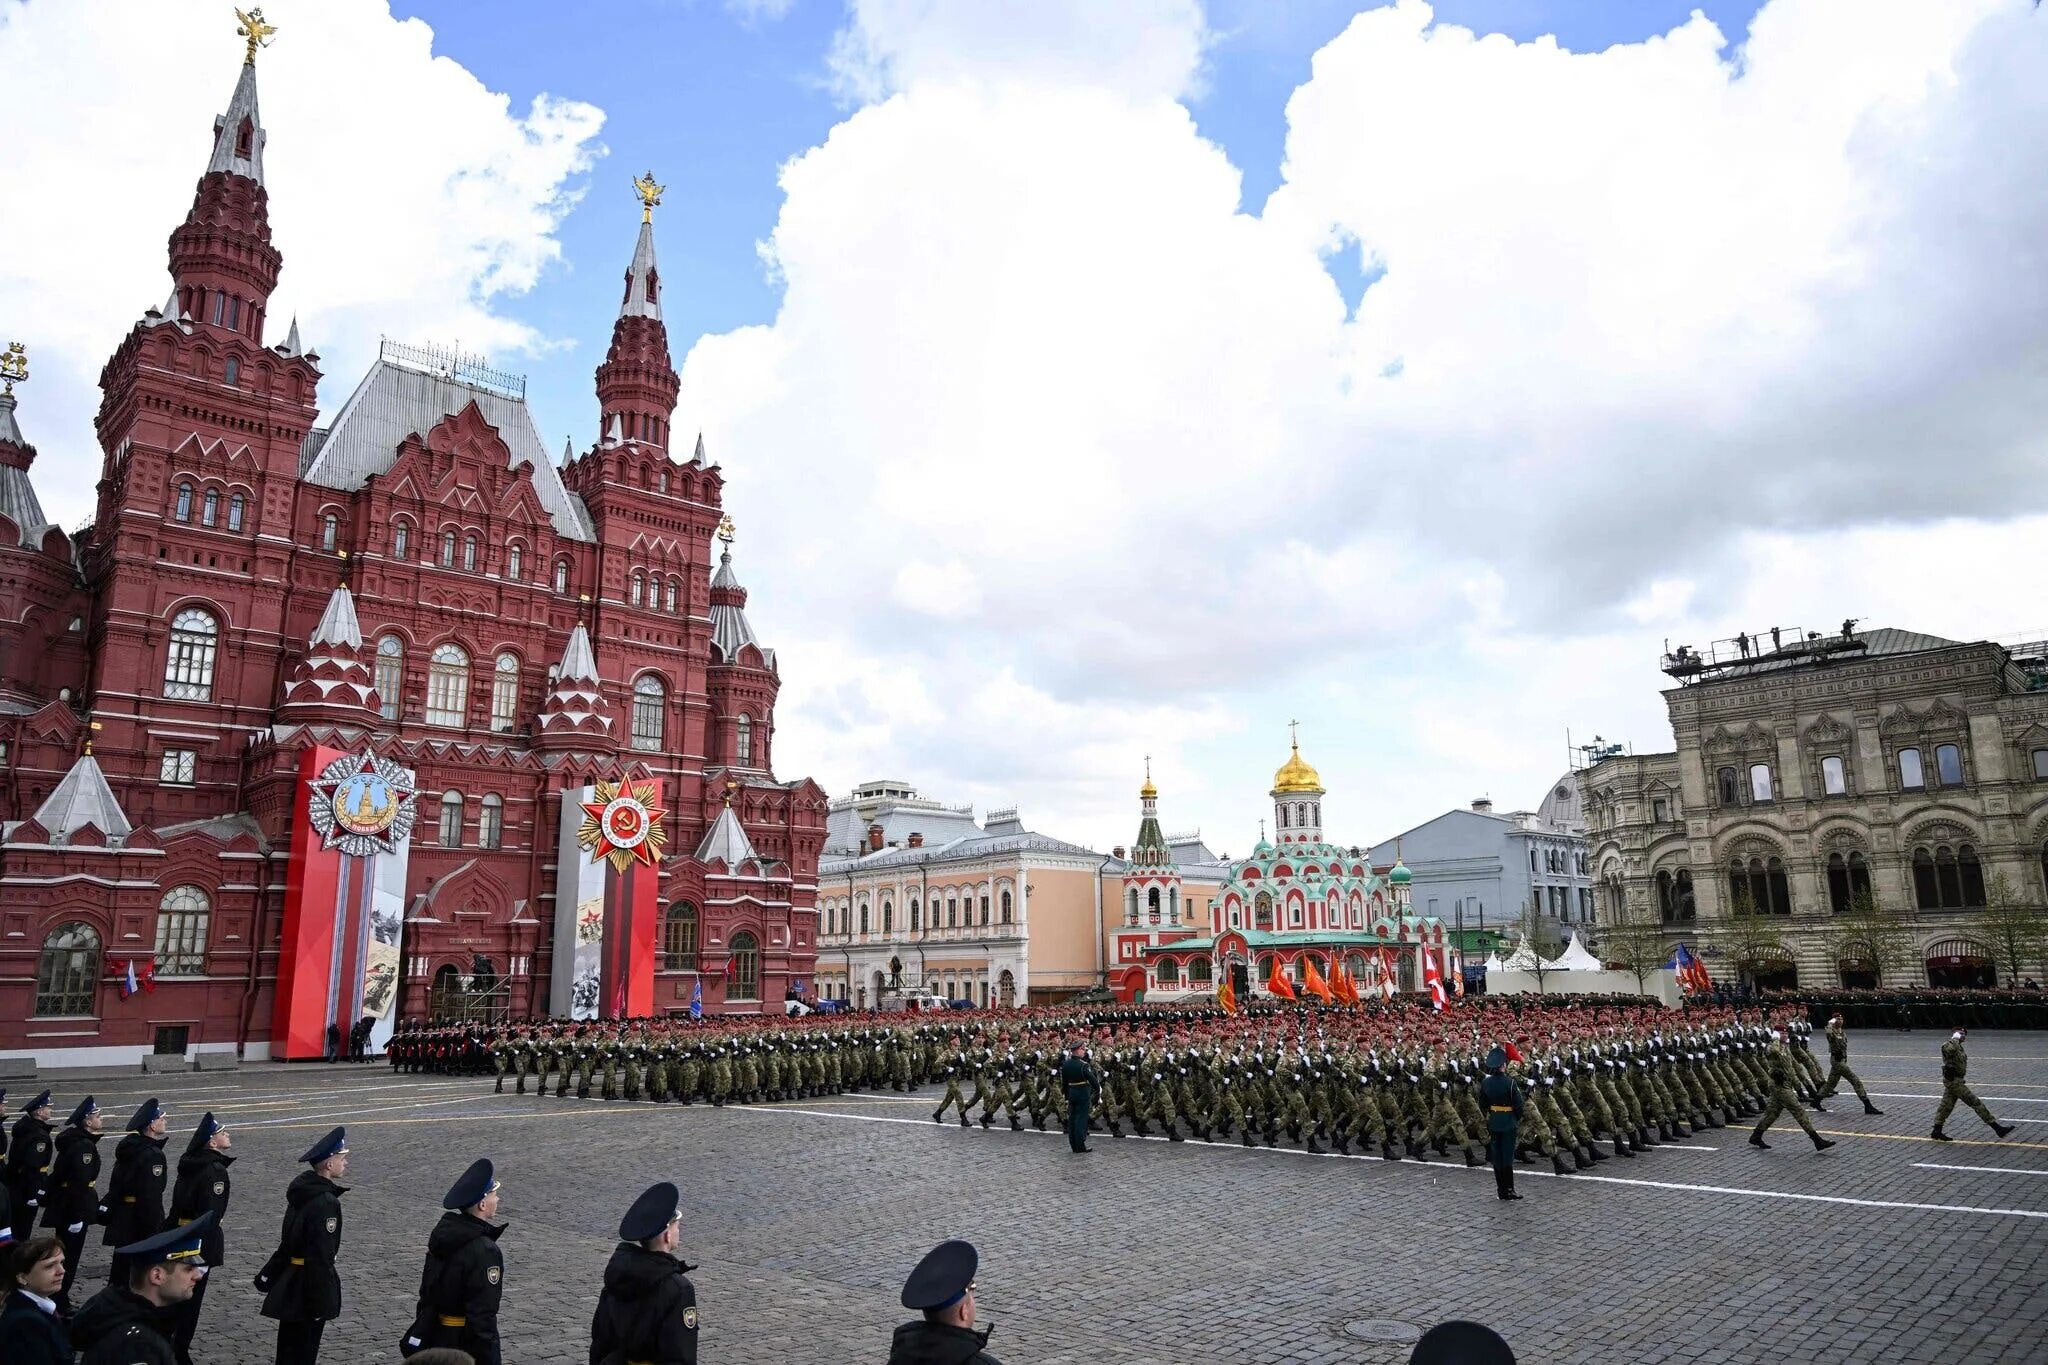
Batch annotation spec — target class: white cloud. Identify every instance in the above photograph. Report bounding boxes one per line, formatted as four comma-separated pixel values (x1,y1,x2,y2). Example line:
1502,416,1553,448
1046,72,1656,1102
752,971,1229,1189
0,0,605,526
691,0,2048,852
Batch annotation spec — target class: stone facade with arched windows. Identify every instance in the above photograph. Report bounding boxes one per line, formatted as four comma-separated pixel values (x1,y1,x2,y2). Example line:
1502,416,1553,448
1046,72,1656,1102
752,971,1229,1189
0,42,825,1063
1582,628,2048,989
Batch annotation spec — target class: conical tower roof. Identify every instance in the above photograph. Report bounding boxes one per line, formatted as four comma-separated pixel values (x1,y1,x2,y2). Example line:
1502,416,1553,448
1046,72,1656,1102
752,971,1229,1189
537,623,617,748
30,753,134,844
695,801,760,868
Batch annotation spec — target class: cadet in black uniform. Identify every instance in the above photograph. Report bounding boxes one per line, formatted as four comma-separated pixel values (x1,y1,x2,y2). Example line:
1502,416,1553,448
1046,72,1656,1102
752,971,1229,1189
1060,1040,1098,1153
590,1180,699,1365
103,1097,171,1285
403,1157,506,1365
1479,1047,1524,1201
71,1211,214,1365
255,1126,349,1365
6,1089,56,1241
167,1112,233,1365
889,1237,1000,1364
42,1095,104,1312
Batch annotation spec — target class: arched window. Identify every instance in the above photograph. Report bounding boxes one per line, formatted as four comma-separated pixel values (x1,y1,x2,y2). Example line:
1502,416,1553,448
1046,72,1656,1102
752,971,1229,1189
175,482,194,521
1717,767,1741,806
224,355,240,387
663,902,699,970
375,635,404,721
201,489,220,527
1189,957,1212,985
1728,857,1789,915
391,520,410,559
440,529,457,568
1826,852,1872,913
665,578,680,612
1820,755,1847,796
1147,887,1161,925
489,652,520,732
734,714,752,766
462,535,478,571
505,543,523,580
439,790,465,846
1000,890,1013,924
1749,763,1774,803
34,921,100,1017
728,931,760,1000
553,560,570,593
1158,958,1180,987
164,608,220,699
1167,887,1179,923
321,512,338,552
1125,887,1139,926
1898,747,1925,790
979,895,990,926
859,901,870,935
155,886,210,975
909,899,922,932
1935,743,1965,787
1913,844,1987,910
882,900,894,933
478,793,503,850
630,572,646,607
631,675,666,751
1279,806,1289,830
947,898,958,929
426,643,470,726
227,493,245,532
1960,844,1986,907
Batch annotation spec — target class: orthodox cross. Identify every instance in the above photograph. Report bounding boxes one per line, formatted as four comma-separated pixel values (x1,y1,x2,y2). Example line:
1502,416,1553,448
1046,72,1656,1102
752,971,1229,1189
1288,718,1299,748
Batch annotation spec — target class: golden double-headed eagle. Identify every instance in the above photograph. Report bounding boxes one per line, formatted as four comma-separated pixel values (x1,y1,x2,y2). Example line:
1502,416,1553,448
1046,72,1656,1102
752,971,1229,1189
236,8,278,65
633,170,665,224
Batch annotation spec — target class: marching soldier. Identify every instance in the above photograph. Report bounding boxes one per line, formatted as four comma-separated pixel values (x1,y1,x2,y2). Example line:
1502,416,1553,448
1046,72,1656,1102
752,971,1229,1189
1932,1029,2015,1142
890,1238,999,1365
590,1181,699,1365
70,1212,215,1365
103,1097,171,1285
1816,1013,1882,1115
255,1126,350,1364
43,1095,104,1312
402,1158,505,1365
166,1113,232,1365
1479,1046,1524,1201
6,1089,56,1242
1748,1030,1836,1152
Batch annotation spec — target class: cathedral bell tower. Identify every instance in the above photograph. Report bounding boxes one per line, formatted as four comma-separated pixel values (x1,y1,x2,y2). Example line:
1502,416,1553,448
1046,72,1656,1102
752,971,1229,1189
1270,722,1325,847
593,171,681,453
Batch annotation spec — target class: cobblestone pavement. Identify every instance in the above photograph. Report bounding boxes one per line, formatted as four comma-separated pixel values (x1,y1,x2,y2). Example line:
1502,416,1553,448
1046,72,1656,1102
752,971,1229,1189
33,1030,2048,1363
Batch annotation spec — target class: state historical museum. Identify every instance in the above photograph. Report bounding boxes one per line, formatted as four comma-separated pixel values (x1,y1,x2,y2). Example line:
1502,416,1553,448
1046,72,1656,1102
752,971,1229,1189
0,33,826,1063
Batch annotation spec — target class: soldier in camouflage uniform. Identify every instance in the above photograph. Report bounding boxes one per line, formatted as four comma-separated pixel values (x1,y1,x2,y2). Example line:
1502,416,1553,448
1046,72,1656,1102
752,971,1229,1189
1931,1029,2014,1141
1816,1014,1881,1115
1748,1029,1836,1151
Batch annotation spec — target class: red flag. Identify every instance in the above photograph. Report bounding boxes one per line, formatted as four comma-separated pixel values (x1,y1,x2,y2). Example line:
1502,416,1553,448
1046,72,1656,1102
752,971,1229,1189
1301,956,1335,1004
1504,1039,1524,1064
1423,948,1447,1011
1216,974,1237,1014
139,959,156,994
1264,957,1297,1000
1377,946,1399,1000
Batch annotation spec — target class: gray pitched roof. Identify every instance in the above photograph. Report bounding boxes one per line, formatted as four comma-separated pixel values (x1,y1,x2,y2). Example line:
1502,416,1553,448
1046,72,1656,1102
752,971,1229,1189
556,623,600,682
300,358,594,542
0,394,54,548
309,584,363,649
30,753,134,843
206,59,265,184
695,803,760,867
709,549,767,665
821,827,1101,874
824,802,983,856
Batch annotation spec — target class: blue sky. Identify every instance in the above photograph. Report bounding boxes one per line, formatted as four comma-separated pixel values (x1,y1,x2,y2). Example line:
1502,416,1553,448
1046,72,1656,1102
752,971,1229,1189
394,0,1769,456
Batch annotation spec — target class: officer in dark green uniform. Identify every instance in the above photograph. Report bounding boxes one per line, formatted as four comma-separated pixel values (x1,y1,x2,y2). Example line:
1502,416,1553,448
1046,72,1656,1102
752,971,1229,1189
1059,1041,1098,1154
1478,1047,1523,1201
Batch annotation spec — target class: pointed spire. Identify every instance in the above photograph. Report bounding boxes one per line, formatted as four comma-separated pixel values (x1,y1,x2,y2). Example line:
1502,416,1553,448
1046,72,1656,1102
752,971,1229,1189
206,54,267,185
31,752,135,844
561,435,575,465
620,219,662,322
0,389,24,453
695,796,761,868
309,583,362,649
281,315,303,357
692,431,706,464
603,413,624,447
537,623,617,749
557,623,600,682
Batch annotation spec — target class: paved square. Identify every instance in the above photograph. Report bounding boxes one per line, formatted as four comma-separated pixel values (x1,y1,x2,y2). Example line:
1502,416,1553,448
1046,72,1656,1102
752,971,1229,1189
36,1029,2048,1363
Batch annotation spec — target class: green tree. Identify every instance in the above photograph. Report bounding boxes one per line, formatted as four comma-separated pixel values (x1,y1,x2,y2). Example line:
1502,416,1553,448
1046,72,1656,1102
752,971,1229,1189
1720,887,1788,988
1820,889,1914,986
1975,872,2047,987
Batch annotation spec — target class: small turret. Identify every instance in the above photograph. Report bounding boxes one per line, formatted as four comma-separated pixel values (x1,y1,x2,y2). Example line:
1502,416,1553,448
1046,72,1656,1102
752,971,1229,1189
278,580,378,723
536,623,619,751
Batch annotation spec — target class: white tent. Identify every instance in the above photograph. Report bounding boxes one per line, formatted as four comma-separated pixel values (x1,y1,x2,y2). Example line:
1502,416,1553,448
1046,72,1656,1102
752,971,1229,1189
1482,950,1506,973
1498,940,1543,971
1546,931,1604,972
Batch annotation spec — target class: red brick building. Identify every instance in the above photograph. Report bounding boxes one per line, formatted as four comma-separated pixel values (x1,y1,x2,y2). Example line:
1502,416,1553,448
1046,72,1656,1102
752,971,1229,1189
0,44,825,1064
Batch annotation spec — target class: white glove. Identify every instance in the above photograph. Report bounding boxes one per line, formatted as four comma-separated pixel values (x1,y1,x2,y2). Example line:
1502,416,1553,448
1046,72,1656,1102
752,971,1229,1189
67,1222,84,1234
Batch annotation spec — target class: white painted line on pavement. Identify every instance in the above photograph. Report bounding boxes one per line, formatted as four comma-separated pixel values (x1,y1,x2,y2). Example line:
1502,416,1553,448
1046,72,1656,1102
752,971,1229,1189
1912,1163,2048,1176
732,1105,2048,1220
1865,1092,2048,1106
229,1092,498,1127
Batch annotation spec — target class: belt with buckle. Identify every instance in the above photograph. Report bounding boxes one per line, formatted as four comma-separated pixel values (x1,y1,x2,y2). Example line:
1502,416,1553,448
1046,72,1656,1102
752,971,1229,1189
290,1257,306,1266
439,1314,467,1328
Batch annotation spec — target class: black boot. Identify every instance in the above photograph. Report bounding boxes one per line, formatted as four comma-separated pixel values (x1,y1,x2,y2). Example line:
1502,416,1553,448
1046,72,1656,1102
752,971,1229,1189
1572,1148,1591,1171
1010,1117,1023,1132
1931,1126,1951,1142
1552,1151,1574,1175
1995,1122,2016,1138
1584,1142,1606,1163
1862,1102,1883,1116
1613,1137,1635,1158
1812,1135,1836,1151
1382,1141,1399,1160
1463,1146,1481,1167
933,1110,945,1124
1749,1129,1770,1150
1242,1130,1256,1148
960,1116,971,1129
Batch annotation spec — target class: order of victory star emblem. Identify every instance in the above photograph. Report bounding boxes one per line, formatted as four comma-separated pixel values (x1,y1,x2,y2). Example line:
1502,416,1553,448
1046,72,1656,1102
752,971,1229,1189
578,778,667,873
307,751,417,857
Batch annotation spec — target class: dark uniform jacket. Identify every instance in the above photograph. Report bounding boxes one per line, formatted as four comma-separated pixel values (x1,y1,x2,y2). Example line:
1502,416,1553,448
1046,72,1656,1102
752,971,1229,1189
102,1132,170,1247
589,1241,698,1365
255,1170,346,1322
41,1126,102,1232
1479,1072,1523,1134
887,1320,1003,1364
0,1287,73,1365
404,1210,505,1365
71,1283,178,1365
5,1113,54,1218
169,1148,233,1266
1058,1055,1099,1097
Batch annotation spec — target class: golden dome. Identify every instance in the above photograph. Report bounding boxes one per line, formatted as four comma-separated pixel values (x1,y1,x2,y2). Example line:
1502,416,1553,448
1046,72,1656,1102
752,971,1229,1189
1140,756,1157,801
1272,742,1324,794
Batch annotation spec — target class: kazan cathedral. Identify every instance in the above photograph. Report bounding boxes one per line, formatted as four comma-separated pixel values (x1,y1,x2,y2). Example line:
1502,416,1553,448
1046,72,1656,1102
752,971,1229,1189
1109,737,1449,1002
0,24,825,1064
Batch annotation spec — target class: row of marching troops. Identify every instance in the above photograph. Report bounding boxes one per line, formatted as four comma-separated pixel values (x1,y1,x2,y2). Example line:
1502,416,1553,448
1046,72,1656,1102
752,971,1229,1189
1764,986,2048,1031
0,1098,708,1365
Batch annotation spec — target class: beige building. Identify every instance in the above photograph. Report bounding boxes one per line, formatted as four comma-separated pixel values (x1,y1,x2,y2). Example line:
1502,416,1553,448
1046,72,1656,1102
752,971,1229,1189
1581,626,2048,988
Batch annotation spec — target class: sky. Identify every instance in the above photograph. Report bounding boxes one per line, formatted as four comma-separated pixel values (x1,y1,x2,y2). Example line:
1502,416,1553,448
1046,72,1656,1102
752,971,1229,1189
2,0,2044,859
